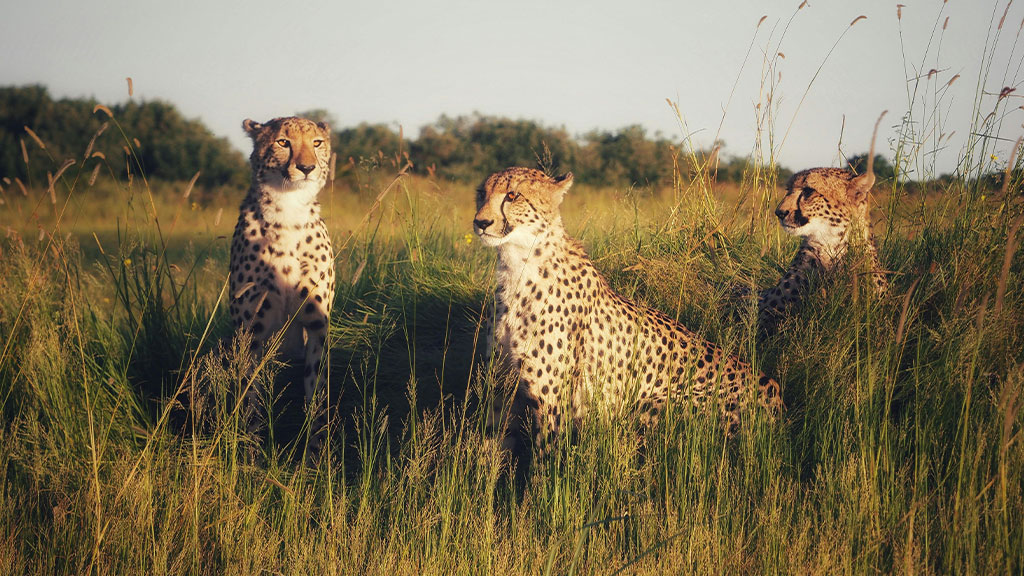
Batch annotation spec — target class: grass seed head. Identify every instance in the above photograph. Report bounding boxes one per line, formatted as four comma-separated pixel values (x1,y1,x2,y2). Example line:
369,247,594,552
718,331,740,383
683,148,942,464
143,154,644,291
92,104,113,118
24,126,46,150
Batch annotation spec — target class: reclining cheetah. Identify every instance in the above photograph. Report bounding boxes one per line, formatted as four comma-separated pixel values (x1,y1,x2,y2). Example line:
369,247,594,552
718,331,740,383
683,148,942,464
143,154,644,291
229,116,335,460
757,166,888,332
474,167,782,459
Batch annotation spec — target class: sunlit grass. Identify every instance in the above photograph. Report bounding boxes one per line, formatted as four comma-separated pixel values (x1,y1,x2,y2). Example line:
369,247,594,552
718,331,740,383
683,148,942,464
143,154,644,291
2,3,1024,574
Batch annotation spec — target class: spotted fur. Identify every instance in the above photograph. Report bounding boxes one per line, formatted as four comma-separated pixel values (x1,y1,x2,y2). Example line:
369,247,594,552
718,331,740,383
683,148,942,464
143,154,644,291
229,116,335,460
758,167,888,332
475,167,782,460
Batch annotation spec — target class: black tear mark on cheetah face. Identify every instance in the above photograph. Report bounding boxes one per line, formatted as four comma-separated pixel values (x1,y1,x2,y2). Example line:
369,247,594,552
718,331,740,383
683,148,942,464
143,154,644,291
774,167,875,247
473,167,574,248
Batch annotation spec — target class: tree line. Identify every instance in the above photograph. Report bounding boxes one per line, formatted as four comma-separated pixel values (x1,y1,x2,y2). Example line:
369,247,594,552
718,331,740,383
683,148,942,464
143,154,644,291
323,111,778,188
8,84,922,194
0,85,247,190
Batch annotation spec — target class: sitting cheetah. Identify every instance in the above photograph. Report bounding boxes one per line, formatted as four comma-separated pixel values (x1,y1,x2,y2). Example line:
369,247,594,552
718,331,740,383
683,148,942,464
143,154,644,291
229,116,335,460
474,167,782,459
757,166,888,332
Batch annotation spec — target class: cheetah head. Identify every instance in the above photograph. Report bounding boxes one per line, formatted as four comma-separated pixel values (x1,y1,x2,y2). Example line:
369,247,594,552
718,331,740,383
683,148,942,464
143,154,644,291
473,167,574,248
243,117,331,195
775,167,874,248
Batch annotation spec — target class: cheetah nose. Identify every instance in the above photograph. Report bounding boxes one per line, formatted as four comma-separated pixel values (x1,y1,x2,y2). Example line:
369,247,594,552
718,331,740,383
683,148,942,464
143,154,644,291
296,163,315,176
775,207,789,219
473,218,494,232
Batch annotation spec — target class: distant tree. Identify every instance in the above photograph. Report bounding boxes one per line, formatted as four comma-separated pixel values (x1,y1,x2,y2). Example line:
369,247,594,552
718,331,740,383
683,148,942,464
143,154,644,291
409,114,576,182
295,109,336,127
334,123,408,169
580,125,672,187
0,85,247,189
846,153,896,181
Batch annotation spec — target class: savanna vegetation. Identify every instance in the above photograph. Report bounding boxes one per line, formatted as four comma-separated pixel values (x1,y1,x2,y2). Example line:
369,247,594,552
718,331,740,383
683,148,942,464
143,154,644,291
1,4,1023,575
1,85,780,194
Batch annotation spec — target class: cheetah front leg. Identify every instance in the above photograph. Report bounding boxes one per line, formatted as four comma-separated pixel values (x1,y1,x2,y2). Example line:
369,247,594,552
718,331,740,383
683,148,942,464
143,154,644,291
486,373,534,462
300,308,331,464
522,360,571,463
234,288,279,441
866,241,889,295
757,267,809,332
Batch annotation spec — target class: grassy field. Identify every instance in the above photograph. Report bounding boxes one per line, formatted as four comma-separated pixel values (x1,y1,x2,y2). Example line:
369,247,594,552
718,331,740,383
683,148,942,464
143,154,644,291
1,149,1022,574
3,11,1024,573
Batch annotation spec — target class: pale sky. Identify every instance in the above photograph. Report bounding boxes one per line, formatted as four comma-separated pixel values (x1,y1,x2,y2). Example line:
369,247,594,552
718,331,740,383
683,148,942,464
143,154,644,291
2,0,1021,177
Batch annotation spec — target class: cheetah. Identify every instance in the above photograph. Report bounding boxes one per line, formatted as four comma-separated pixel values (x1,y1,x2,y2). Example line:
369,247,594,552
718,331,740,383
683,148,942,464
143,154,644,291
474,167,782,460
757,166,888,332
229,116,335,459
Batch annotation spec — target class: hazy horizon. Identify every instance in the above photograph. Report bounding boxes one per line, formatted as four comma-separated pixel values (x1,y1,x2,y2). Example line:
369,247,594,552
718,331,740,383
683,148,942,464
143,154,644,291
3,0,1022,177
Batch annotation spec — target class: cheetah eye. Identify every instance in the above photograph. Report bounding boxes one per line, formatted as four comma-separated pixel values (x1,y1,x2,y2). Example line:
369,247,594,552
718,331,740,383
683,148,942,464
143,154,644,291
800,186,816,199
276,138,290,148
506,191,519,202
312,139,324,148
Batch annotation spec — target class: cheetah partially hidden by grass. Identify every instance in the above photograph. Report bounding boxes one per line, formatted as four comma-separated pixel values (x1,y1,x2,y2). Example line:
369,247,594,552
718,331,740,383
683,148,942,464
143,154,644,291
229,116,335,460
474,167,782,459
758,147,889,333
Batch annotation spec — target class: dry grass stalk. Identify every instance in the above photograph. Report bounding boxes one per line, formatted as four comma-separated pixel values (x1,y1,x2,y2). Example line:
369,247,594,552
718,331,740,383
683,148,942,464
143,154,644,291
977,293,990,333
84,122,109,159
20,139,28,166
995,213,1023,316
895,276,922,345
92,104,113,118
88,164,101,187
1000,371,1021,463
126,77,133,97
183,172,200,199
45,159,75,205
23,126,46,150
865,110,889,177
351,259,367,286
54,158,75,181
999,135,1022,202
14,178,27,196
92,232,106,255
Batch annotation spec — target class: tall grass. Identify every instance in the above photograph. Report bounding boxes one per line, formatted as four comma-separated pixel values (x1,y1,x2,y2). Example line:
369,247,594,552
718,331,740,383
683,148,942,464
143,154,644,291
2,6,1024,576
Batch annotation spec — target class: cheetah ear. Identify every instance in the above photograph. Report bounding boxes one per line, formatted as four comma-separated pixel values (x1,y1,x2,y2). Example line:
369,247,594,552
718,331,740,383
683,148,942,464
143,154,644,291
242,119,262,137
848,170,875,203
553,172,574,204
317,121,330,135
